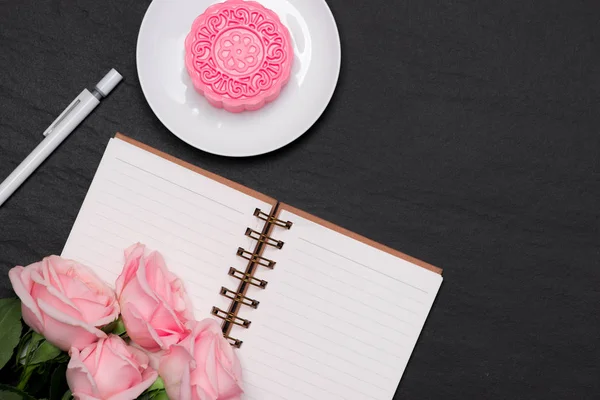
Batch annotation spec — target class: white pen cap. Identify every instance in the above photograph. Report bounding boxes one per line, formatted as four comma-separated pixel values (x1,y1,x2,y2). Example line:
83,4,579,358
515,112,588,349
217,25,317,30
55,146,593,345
94,69,123,97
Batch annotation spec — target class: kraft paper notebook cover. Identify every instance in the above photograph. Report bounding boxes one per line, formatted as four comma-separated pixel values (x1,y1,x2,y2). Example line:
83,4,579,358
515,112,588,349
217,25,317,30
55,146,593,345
62,134,443,400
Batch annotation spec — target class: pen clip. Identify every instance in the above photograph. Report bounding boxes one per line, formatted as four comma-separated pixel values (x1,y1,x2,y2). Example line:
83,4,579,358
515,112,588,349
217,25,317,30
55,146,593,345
43,97,82,137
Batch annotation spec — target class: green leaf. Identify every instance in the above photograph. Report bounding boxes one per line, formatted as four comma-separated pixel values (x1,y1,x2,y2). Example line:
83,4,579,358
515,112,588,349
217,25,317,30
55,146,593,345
17,365,35,390
147,377,165,391
0,392,24,400
29,338,62,365
15,330,33,366
0,298,23,370
136,388,169,400
60,390,72,400
19,332,44,366
102,316,126,336
113,318,127,336
0,384,36,400
50,364,68,400
152,390,169,400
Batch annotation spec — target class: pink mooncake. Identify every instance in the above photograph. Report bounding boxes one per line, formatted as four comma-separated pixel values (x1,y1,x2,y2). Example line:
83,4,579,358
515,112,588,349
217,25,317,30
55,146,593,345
184,0,294,113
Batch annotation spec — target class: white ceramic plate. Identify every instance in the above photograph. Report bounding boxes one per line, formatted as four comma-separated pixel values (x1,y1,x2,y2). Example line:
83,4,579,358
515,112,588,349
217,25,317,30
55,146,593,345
137,0,341,157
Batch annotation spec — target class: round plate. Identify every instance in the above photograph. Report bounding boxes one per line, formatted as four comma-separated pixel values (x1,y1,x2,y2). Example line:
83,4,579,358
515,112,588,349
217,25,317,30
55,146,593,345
137,0,341,157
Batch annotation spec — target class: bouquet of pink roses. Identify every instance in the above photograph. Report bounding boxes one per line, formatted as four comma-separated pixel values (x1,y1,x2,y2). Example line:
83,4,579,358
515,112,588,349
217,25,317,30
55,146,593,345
0,243,243,400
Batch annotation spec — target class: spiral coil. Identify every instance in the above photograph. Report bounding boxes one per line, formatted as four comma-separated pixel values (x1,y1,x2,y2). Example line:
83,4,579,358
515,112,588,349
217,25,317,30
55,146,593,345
254,208,293,229
213,207,293,348
220,287,260,309
228,267,268,288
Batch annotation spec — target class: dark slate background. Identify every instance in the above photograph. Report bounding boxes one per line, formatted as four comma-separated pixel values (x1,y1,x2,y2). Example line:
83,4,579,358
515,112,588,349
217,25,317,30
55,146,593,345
1,0,599,398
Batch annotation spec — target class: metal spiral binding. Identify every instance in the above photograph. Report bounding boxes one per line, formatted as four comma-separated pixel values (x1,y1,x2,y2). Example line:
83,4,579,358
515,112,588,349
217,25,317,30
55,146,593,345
214,206,293,348
228,267,268,288
236,247,276,269
212,307,251,328
245,228,284,249
254,208,293,229
220,287,260,308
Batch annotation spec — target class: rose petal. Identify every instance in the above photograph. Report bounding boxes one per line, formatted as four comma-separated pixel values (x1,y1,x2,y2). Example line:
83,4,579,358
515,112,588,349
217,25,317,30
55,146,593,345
159,345,194,394
94,339,143,398
69,335,159,400
179,362,194,400
21,305,45,335
63,277,101,302
170,276,195,321
119,261,160,320
71,297,119,326
49,257,111,296
8,266,44,331
115,243,145,297
46,260,67,294
127,343,153,369
216,353,244,398
32,283,84,321
72,394,103,400
67,347,101,399
134,256,161,304
37,298,106,351
145,252,171,299
121,304,164,352
202,338,219,397
174,320,243,400
106,336,143,372
150,300,187,336
106,368,158,400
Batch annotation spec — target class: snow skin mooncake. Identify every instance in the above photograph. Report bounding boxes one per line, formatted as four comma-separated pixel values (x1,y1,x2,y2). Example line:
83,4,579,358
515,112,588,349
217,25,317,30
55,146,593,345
185,0,294,113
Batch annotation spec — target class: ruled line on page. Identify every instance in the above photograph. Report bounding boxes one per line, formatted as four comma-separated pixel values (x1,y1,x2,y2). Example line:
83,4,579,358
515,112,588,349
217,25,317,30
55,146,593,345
243,369,306,398
105,171,239,235
245,356,353,400
251,340,382,399
69,255,117,279
281,265,418,326
93,202,225,260
250,332,390,393
260,323,397,382
265,298,406,355
298,238,429,294
260,313,399,372
88,221,130,242
103,176,238,239
77,229,122,252
243,366,326,400
77,224,222,292
287,257,422,313
294,247,427,305
86,209,229,278
91,212,225,272
260,314,401,374
269,287,409,345
276,280,412,336
99,189,231,248
243,381,290,400
71,239,122,267
115,157,244,215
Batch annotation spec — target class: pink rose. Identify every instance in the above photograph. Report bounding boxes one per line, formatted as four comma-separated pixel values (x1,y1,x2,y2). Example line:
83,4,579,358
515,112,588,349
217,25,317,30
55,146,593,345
115,243,194,352
9,256,120,351
67,335,158,400
159,319,243,400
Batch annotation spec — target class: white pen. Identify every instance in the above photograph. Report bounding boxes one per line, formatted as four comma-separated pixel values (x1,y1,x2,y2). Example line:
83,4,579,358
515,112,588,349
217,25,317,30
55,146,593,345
0,69,123,207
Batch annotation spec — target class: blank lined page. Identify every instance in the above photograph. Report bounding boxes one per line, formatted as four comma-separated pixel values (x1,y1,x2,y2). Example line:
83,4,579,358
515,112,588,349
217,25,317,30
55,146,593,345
61,137,274,319
232,207,443,400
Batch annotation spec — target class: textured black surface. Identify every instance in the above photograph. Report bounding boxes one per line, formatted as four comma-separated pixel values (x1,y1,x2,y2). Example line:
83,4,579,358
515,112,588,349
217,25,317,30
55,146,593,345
1,0,599,398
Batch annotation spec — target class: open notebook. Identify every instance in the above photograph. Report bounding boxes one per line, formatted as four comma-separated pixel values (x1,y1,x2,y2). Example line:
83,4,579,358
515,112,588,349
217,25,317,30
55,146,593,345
62,134,443,400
